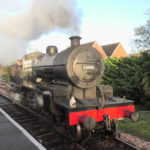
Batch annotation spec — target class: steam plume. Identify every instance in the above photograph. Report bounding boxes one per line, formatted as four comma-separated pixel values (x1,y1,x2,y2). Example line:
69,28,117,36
0,0,81,65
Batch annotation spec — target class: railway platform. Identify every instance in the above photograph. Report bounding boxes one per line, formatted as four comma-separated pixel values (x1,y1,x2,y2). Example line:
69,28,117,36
0,107,46,150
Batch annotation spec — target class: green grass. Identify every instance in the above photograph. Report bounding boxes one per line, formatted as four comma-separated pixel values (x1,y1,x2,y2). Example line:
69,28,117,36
118,111,150,141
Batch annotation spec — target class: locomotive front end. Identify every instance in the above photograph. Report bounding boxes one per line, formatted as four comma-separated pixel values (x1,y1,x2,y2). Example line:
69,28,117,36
66,36,104,88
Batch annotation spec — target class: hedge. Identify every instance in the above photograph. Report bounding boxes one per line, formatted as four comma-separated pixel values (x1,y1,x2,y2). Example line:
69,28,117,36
101,50,150,106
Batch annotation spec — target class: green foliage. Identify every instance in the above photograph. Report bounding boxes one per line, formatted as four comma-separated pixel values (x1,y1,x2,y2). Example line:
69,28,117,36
101,50,150,106
118,111,150,141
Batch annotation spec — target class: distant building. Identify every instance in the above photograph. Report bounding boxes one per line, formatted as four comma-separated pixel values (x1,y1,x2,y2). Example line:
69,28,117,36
83,41,107,58
81,41,128,59
101,42,128,58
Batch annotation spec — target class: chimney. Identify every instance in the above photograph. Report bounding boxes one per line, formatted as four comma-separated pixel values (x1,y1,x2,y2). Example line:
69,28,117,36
69,36,81,47
46,46,58,55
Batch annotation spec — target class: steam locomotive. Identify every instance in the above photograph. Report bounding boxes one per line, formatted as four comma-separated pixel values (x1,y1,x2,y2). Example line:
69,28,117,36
10,36,139,140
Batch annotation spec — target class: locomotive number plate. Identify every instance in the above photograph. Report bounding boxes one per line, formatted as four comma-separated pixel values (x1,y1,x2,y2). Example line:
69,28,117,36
82,65,95,70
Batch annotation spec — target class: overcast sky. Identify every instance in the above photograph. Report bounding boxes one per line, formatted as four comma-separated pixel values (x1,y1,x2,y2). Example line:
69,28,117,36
0,0,150,56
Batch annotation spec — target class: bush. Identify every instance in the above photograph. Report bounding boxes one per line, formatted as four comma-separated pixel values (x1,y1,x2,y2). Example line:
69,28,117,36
101,50,150,106
0,66,10,82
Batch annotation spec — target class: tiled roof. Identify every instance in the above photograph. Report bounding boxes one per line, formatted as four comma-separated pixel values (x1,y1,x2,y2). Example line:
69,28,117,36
101,42,119,57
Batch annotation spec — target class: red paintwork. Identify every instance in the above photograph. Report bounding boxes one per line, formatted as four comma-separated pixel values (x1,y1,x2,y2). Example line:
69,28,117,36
69,105,135,126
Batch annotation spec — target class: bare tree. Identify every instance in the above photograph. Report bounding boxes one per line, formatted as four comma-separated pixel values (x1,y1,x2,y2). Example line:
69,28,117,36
134,9,150,51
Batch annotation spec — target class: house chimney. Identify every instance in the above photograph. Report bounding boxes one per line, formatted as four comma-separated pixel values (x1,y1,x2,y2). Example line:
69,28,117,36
69,36,81,47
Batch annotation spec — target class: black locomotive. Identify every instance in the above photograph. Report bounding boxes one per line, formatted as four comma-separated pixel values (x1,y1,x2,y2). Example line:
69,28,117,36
10,36,139,140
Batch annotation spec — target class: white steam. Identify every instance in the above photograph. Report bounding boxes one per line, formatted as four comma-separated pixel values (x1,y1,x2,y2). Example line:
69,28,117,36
0,0,81,65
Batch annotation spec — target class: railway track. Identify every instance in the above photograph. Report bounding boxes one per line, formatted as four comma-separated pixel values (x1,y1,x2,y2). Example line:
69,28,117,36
0,95,73,150
0,83,139,150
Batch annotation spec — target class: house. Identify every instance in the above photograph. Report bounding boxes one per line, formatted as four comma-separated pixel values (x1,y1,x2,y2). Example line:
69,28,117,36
81,41,128,59
101,42,128,58
83,41,107,58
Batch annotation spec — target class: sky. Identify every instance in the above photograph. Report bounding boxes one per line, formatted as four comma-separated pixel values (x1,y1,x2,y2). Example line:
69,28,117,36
0,0,150,56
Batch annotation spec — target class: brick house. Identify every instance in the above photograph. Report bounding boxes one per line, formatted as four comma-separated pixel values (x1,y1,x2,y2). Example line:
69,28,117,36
84,41,107,58
101,42,128,58
83,41,128,59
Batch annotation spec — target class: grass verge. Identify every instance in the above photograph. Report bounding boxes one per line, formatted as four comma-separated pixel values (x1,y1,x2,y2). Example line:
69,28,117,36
118,111,150,141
